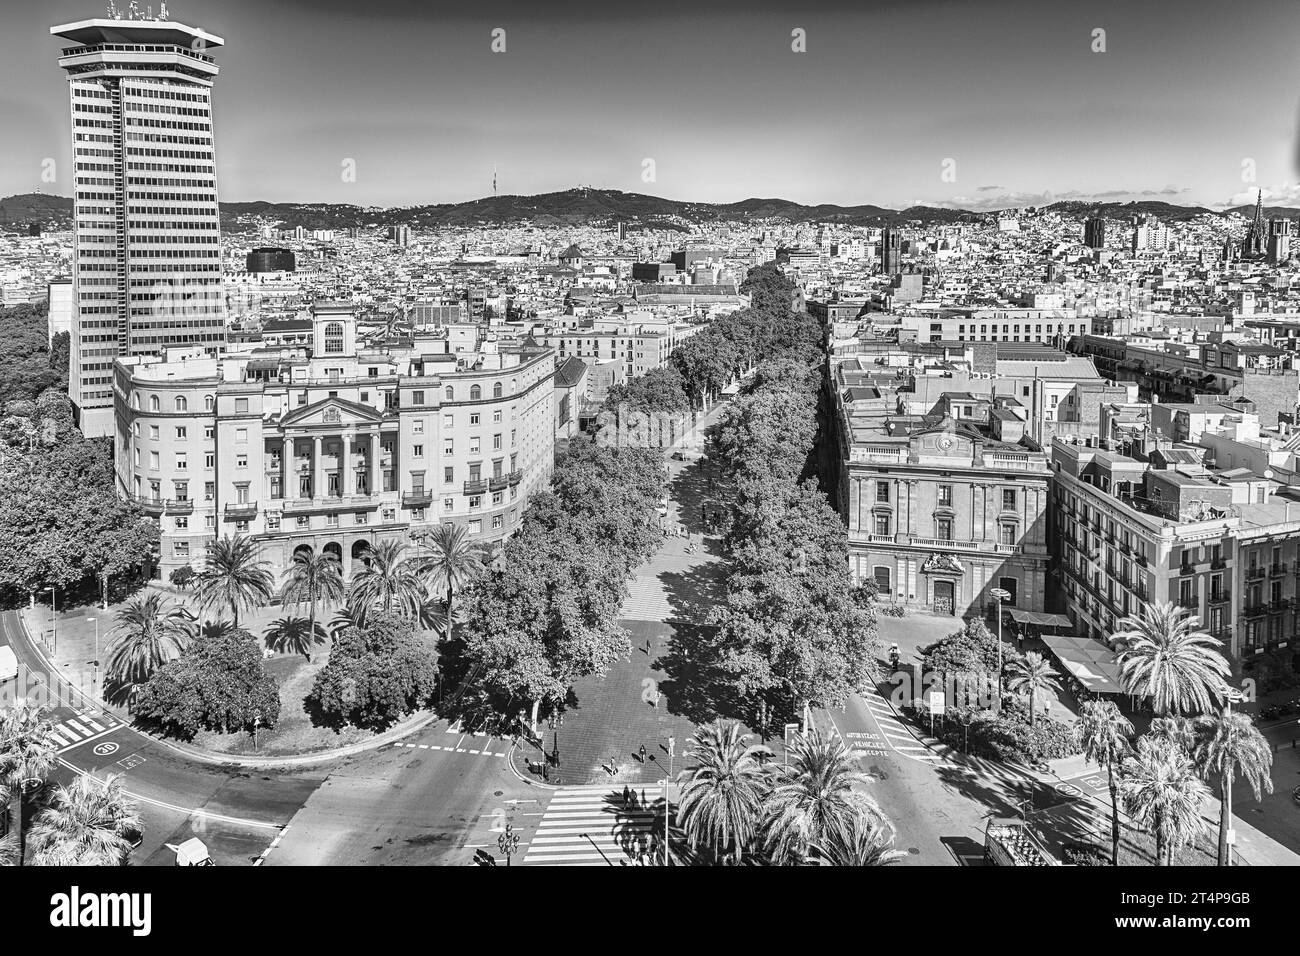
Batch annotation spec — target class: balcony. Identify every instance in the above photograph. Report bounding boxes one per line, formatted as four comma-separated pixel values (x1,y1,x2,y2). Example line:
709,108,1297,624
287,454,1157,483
488,475,509,492
1208,589,1231,605
1210,558,1228,571
224,501,257,518
1270,563,1290,578
508,469,523,486
910,536,981,552
1242,601,1268,619
131,495,166,516
994,543,1022,555
402,489,434,508
1269,598,1293,614
464,479,488,496
164,498,194,515
282,495,379,514
1246,566,1266,581
866,533,895,544
1135,553,1149,568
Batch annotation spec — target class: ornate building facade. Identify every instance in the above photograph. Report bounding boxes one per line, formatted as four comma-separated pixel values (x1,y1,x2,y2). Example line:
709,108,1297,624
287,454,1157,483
113,303,556,578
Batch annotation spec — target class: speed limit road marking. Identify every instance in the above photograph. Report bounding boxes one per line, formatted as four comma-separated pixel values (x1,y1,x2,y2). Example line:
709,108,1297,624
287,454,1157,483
92,741,120,757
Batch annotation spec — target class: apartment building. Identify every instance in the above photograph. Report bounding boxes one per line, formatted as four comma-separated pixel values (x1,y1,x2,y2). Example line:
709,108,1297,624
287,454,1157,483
113,302,556,578
1051,437,1300,660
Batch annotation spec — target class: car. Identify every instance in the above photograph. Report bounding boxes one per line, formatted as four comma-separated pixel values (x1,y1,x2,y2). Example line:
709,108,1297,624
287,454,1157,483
0,645,18,685
122,824,144,851
670,451,685,461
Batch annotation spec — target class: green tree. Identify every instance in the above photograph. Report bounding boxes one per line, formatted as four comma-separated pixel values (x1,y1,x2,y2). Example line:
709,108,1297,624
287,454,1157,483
347,539,424,622
809,812,904,867
0,702,59,865
415,523,483,637
677,721,770,864
1191,708,1274,866
130,629,280,740
305,611,439,730
1120,734,1210,866
761,727,883,865
279,548,344,651
27,773,140,866
1005,651,1061,731
104,592,193,687
263,616,325,662
1074,698,1133,865
192,534,275,627
1114,602,1231,715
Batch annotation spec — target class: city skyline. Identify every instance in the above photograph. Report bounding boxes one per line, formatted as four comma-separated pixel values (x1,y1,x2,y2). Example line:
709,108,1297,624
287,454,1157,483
3,0,1300,211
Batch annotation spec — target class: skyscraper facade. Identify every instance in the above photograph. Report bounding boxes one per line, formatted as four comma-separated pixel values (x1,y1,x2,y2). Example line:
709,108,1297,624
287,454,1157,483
1083,215,1105,250
52,13,227,437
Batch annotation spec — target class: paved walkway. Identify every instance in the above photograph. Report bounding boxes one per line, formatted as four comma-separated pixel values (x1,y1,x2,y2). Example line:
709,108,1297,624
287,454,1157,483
512,397,776,787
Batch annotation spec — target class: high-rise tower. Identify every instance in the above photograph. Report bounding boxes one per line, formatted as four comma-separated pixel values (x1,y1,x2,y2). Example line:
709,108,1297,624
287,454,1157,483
1242,189,1267,260
52,8,226,437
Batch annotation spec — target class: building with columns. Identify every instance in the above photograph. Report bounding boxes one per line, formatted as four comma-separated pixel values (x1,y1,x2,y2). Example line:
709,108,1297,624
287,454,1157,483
113,302,556,579
828,365,1051,616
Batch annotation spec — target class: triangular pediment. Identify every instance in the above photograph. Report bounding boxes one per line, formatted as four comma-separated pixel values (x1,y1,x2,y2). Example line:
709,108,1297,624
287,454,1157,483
280,396,384,429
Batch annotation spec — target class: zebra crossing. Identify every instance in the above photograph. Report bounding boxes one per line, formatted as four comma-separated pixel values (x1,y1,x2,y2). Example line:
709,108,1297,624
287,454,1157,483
521,783,668,866
48,711,120,752
859,687,943,763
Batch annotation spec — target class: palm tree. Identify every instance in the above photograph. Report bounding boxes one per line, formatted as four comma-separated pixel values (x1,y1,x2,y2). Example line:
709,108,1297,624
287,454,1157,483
1113,601,1231,716
415,524,483,639
264,616,325,662
27,773,140,866
676,721,770,863
1119,734,1210,866
1192,708,1274,866
0,702,59,865
1005,651,1062,731
1074,698,1133,865
191,534,275,627
809,812,905,866
104,592,192,686
347,539,423,623
279,548,344,648
761,726,883,865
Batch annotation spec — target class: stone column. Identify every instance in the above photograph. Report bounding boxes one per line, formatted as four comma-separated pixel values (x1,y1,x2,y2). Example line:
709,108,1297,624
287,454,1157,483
342,433,353,497
370,430,382,497
313,435,324,500
281,435,292,500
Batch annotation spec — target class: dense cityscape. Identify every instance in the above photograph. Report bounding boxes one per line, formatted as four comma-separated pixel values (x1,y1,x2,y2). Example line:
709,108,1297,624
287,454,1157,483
0,2,1293,934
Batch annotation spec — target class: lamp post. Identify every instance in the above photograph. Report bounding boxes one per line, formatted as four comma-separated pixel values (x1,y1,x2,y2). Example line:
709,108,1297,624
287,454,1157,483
497,822,520,867
46,586,57,655
87,616,99,695
990,588,1012,711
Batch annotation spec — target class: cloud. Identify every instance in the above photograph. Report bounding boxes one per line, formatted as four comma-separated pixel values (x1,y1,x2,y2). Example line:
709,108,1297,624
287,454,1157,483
918,186,1197,212
1221,182,1300,210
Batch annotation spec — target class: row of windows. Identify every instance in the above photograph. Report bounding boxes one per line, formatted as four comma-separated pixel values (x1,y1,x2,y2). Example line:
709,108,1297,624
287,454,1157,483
127,177,214,187
128,191,216,202
126,161,214,173
870,512,1021,545
873,481,1021,510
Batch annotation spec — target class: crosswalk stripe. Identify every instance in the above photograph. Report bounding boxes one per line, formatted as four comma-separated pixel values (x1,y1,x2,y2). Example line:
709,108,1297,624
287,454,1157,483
65,719,91,736
80,715,105,733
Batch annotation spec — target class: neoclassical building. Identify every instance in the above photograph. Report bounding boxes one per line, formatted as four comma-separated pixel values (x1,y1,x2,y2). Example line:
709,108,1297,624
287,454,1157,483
827,366,1051,616
113,302,556,578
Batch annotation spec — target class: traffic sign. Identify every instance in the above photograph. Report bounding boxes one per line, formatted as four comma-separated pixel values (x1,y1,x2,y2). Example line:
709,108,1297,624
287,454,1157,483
928,690,946,715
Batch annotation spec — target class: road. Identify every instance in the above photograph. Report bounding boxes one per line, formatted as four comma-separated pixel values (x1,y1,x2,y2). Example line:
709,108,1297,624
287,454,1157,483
4,608,534,866
813,677,1074,866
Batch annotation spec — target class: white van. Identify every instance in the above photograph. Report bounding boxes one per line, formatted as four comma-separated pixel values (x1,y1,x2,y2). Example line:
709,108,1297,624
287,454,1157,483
0,645,18,684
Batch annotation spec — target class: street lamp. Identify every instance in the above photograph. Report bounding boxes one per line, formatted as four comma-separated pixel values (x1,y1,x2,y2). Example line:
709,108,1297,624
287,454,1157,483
990,588,1012,711
87,616,99,695
497,822,520,867
46,586,57,656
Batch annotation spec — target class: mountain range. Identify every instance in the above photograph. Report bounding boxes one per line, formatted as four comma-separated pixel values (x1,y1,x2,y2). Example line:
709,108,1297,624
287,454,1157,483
3,188,1298,233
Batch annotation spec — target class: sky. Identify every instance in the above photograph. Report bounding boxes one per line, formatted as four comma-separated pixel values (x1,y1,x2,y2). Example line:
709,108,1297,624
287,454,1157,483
3,0,1300,211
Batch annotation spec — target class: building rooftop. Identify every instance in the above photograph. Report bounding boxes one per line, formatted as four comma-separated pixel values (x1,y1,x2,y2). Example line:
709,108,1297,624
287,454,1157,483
51,18,224,49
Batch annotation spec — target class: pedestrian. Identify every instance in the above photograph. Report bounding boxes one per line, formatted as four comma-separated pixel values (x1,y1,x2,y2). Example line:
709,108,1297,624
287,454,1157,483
639,744,647,763
645,637,652,655
623,784,631,807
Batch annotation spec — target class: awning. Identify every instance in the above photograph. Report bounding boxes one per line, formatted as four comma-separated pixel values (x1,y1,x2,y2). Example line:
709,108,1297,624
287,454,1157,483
1005,609,1074,629
1040,634,1124,694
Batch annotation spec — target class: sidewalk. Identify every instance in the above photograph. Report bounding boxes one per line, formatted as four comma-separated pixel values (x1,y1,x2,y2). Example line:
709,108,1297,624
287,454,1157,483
1041,752,1300,866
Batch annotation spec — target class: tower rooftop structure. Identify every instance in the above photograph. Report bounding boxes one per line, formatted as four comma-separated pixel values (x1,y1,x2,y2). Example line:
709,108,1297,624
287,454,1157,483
51,18,224,49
